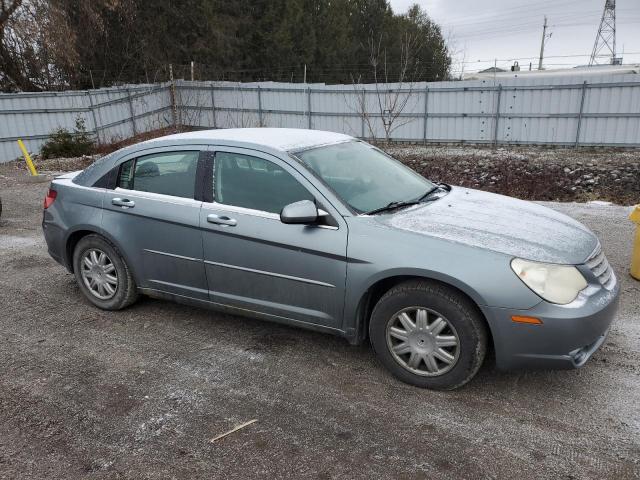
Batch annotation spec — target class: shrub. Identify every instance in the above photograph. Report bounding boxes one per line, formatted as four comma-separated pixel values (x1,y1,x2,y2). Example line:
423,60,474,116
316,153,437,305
40,117,95,159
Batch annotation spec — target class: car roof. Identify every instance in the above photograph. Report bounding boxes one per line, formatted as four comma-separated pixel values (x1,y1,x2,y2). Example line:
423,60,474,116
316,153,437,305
153,128,354,153
71,128,356,188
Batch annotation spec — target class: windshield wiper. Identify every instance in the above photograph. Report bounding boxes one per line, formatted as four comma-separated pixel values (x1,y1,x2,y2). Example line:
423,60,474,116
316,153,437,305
418,182,452,199
364,184,447,215
416,185,442,201
364,200,422,215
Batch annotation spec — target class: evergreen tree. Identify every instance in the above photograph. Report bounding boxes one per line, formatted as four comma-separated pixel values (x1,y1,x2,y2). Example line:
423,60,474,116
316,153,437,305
1,0,452,91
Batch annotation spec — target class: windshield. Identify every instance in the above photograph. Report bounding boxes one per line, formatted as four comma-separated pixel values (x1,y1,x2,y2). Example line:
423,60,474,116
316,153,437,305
296,141,435,213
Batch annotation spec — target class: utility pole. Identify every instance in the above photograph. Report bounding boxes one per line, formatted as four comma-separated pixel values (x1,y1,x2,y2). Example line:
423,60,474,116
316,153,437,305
538,16,548,70
190,61,194,81
303,64,307,84
589,0,618,65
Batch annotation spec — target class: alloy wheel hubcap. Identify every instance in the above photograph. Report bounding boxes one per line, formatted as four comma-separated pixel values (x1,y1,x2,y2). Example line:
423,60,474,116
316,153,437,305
80,249,118,300
386,307,460,376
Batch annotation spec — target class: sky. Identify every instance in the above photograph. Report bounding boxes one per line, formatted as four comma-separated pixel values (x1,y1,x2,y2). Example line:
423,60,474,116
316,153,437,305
388,0,640,75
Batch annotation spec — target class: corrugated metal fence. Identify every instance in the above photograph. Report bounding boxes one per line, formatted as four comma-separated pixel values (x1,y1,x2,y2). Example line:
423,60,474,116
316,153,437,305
1,71,639,162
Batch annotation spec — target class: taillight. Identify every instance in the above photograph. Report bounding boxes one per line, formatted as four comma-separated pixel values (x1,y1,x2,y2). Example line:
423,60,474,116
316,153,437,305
44,188,57,209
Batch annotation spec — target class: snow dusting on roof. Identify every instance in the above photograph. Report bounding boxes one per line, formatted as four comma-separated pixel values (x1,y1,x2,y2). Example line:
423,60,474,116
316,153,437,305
157,128,353,152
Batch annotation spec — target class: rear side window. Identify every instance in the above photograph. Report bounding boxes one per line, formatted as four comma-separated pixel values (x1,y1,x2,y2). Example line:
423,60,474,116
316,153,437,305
214,152,313,214
117,151,199,199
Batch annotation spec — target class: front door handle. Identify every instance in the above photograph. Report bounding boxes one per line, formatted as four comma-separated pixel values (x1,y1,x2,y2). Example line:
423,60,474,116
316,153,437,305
207,213,237,227
112,197,135,208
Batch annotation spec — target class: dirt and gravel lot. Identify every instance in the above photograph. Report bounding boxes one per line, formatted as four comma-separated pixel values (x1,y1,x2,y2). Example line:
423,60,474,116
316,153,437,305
387,145,640,205
1,169,639,479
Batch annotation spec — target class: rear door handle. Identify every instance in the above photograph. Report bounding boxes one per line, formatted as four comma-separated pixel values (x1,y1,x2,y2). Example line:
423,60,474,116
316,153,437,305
112,197,135,208
207,213,237,227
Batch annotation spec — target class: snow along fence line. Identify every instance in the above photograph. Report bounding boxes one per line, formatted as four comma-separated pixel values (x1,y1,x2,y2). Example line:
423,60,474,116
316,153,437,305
1,71,640,162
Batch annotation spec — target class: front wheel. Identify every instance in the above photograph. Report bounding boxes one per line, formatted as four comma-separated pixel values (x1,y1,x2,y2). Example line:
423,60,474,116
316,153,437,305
72,234,138,310
369,280,488,390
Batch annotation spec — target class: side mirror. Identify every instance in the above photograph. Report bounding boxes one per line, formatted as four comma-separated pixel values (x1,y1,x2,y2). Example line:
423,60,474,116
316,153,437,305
280,200,318,224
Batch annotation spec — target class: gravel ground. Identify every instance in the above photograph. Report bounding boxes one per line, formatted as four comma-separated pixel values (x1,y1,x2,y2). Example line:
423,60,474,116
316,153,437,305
0,172,639,479
385,145,640,205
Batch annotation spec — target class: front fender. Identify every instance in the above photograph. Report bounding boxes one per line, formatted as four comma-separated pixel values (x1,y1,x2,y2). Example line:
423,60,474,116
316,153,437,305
342,217,543,340
357,267,487,308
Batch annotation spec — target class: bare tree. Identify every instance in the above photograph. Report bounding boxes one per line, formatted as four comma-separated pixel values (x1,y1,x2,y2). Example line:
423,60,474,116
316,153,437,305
0,0,30,90
0,0,80,91
0,0,127,92
0,1,21,28
349,31,421,143
444,30,468,80
223,84,263,128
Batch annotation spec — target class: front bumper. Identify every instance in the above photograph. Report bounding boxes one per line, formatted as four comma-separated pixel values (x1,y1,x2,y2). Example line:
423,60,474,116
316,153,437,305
481,280,620,370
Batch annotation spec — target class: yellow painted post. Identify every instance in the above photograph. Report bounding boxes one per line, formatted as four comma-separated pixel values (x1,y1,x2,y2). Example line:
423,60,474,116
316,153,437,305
630,205,640,281
17,139,38,176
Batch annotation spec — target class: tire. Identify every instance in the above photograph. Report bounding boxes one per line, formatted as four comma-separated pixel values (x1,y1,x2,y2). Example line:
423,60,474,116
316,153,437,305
369,280,487,390
72,234,138,310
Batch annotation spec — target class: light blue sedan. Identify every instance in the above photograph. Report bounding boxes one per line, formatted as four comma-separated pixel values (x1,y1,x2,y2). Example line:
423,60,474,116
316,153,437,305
42,129,619,389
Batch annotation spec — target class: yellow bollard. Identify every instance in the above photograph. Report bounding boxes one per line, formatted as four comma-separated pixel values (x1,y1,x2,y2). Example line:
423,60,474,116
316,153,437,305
630,205,640,281
17,139,38,176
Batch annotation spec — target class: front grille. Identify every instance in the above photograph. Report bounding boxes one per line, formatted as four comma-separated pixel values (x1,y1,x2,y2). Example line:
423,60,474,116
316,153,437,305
585,244,615,290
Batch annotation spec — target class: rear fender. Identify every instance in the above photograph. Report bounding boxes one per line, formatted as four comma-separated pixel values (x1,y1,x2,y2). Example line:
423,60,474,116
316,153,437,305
63,226,141,285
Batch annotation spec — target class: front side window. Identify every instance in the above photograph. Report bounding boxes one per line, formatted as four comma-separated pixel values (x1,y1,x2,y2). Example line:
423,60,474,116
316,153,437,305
117,151,199,199
214,152,313,214
296,141,434,213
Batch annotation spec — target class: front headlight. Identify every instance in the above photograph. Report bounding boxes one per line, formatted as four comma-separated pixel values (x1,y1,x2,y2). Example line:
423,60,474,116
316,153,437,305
511,258,588,305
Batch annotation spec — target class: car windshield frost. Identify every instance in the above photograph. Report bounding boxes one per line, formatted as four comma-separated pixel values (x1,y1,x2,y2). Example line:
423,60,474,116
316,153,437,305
296,141,435,213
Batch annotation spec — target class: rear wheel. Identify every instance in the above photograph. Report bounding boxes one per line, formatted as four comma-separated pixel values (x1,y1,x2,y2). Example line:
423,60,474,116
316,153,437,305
73,234,138,310
369,280,487,390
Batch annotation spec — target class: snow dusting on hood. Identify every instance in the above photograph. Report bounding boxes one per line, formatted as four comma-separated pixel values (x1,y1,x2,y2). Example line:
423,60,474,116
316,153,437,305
381,187,598,264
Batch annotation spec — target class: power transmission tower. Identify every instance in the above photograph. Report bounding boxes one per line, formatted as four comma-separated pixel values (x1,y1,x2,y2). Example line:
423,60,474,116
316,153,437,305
589,0,619,65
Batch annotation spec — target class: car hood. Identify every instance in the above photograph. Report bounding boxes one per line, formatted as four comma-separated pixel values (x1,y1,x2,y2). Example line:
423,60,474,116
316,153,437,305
377,187,597,264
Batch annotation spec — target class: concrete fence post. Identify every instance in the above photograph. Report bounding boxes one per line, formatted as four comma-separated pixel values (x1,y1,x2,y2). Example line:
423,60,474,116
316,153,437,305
257,86,263,127
176,81,184,127
423,84,429,143
126,88,137,136
493,84,502,147
169,64,178,128
575,80,588,148
210,83,217,129
361,88,366,139
307,87,312,129
86,90,101,145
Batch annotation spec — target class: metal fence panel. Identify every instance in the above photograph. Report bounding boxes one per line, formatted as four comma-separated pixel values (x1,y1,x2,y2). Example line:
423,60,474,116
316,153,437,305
2,73,640,162
0,84,172,161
